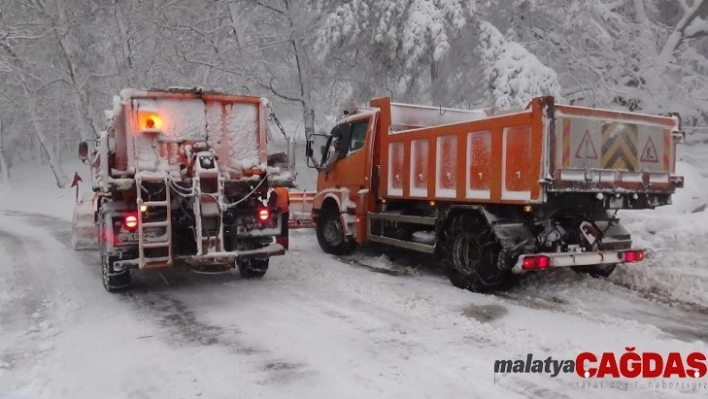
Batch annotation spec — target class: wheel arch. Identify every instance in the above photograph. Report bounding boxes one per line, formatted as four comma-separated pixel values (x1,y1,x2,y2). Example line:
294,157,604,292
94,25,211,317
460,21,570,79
312,189,345,221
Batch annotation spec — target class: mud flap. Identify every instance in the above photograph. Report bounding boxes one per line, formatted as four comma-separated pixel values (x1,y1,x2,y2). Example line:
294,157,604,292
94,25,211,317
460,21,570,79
481,210,536,271
593,211,632,250
71,193,98,250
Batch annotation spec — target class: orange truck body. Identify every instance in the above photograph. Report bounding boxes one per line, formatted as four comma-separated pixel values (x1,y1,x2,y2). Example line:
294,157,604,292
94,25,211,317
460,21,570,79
300,96,684,291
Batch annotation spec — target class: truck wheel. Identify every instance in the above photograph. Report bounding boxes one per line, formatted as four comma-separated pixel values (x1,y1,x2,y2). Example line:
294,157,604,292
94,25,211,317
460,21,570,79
99,212,131,292
316,207,355,255
101,252,131,292
239,258,269,278
443,218,507,293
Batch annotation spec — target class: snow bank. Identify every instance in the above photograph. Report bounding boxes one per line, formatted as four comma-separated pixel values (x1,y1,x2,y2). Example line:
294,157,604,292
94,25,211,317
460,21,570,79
0,160,86,222
655,161,708,214
608,158,708,305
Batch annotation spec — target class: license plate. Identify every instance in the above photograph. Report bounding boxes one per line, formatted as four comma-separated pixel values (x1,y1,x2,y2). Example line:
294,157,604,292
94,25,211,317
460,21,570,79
118,229,164,243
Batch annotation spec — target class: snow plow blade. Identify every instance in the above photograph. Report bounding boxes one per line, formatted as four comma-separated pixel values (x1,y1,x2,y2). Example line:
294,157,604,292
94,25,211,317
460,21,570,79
288,191,316,229
71,193,98,250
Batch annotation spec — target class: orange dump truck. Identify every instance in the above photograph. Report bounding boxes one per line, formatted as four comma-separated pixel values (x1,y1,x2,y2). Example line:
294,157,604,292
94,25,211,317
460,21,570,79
73,88,294,292
302,96,684,292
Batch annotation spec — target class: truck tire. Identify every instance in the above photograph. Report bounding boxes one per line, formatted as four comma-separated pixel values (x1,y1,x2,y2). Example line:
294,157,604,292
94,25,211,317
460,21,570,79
99,212,131,292
239,258,269,278
443,215,508,293
101,253,131,292
316,206,356,255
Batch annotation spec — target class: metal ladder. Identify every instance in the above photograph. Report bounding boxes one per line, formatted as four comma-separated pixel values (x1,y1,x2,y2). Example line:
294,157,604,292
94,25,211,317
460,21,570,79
136,175,173,269
193,173,225,255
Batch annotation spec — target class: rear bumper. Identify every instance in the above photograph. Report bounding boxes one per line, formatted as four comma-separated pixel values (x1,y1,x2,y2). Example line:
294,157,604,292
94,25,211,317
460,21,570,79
113,243,285,269
184,243,286,265
510,249,643,274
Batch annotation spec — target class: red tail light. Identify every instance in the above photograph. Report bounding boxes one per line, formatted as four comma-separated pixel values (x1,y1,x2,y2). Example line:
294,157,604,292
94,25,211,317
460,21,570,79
123,214,138,231
623,250,645,263
258,208,270,222
522,255,551,270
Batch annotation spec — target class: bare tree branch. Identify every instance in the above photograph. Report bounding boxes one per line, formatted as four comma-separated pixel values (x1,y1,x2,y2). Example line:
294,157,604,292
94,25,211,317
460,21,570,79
245,0,285,15
261,78,301,102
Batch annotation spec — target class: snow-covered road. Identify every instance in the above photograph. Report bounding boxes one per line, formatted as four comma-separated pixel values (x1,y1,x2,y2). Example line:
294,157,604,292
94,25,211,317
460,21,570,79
1,207,707,399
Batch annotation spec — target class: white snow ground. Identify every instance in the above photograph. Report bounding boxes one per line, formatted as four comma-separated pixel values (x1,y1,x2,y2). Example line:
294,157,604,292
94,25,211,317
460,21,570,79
1,149,708,398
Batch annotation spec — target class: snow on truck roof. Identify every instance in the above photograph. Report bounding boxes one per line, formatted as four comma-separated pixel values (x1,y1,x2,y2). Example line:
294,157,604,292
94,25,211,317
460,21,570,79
378,97,679,133
389,102,491,131
104,88,270,175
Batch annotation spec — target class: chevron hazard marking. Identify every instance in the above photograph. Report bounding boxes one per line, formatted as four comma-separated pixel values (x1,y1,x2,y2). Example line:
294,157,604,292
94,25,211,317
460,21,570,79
640,136,659,163
601,122,638,171
575,130,598,160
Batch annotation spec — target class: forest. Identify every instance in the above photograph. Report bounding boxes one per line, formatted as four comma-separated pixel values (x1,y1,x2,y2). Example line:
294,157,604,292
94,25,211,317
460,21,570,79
0,0,706,187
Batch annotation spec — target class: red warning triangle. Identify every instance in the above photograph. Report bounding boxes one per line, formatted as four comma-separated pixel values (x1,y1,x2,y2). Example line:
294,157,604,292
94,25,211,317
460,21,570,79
640,137,659,163
575,130,598,160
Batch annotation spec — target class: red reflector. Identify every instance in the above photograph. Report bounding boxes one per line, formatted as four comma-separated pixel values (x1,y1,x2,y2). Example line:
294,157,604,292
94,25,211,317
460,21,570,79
625,251,636,262
636,250,645,262
522,255,551,270
624,250,645,263
124,214,138,230
258,209,270,222
276,236,289,250
536,255,550,269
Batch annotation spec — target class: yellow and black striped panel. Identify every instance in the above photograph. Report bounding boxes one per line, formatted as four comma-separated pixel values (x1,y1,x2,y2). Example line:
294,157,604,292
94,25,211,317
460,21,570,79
600,122,638,171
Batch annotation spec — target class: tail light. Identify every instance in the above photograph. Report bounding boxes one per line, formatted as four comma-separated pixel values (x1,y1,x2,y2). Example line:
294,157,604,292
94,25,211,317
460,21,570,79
623,250,645,263
258,208,271,223
522,255,551,270
123,214,139,231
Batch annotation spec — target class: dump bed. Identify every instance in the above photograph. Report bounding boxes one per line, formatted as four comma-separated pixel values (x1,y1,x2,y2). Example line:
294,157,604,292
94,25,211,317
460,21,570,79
106,89,271,181
377,97,681,204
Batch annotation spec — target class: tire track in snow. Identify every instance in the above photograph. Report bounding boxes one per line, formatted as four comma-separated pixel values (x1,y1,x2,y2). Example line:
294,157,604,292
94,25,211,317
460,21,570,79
118,273,316,385
0,225,60,386
3,210,315,385
336,243,708,343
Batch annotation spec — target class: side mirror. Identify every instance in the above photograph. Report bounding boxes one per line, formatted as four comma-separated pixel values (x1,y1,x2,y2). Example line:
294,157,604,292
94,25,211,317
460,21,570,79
78,141,89,163
305,139,314,158
306,139,317,169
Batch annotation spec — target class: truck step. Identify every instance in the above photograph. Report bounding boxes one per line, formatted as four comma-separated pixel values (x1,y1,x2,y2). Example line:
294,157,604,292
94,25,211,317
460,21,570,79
368,212,436,226
142,221,170,228
367,234,436,254
137,175,168,183
142,242,170,249
142,261,173,269
143,256,171,262
142,201,169,207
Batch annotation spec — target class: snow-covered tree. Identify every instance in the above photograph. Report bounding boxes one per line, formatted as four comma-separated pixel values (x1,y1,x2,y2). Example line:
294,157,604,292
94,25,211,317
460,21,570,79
496,0,708,123
477,20,561,110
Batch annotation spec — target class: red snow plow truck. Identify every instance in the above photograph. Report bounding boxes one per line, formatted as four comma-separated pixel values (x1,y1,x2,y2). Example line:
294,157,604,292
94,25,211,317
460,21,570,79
72,88,295,292
293,96,684,292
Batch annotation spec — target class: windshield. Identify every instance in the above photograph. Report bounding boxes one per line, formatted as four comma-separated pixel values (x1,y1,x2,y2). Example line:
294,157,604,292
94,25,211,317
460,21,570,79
310,134,339,169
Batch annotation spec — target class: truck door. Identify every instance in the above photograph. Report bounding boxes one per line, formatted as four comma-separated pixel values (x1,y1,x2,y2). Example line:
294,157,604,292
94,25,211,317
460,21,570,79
320,114,375,197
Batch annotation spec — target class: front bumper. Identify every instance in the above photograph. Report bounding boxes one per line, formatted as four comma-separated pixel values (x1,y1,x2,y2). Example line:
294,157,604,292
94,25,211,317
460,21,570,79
510,248,643,274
